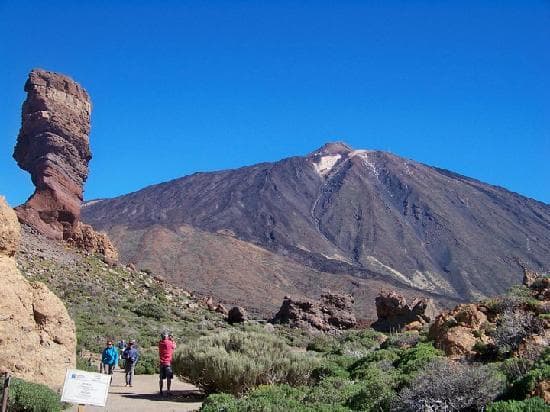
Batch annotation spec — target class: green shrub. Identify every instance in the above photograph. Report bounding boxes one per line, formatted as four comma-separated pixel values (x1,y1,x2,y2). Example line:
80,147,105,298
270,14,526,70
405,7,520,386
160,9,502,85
311,358,350,382
349,348,401,379
245,385,315,411
395,342,444,379
8,378,65,412
383,331,421,349
304,377,361,406
132,302,166,320
345,366,396,411
487,397,550,412
173,330,319,395
76,356,99,372
306,334,338,353
506,349,550,400
134,349,159,375
200,393,240,412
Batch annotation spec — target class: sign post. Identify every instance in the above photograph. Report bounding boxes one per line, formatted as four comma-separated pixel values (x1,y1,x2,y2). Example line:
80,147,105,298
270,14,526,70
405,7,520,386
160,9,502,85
1,373,10,412
61,370,110,408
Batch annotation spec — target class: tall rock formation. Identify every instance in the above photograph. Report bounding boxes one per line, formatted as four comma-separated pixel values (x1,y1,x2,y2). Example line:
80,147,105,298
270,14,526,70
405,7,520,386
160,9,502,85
13,69,117,262
0,196,76,388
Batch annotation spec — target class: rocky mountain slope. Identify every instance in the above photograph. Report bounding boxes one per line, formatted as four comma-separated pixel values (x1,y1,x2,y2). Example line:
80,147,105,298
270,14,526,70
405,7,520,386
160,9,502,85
82,142,550,316
0,197,76,389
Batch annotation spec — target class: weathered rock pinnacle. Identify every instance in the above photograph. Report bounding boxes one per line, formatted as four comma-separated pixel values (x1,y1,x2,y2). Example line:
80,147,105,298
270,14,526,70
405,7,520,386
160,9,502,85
13,69,118,263
13,68,92,239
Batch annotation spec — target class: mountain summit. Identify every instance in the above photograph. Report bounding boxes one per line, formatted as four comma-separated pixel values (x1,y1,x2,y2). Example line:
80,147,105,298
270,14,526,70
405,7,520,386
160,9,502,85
82,143,550,316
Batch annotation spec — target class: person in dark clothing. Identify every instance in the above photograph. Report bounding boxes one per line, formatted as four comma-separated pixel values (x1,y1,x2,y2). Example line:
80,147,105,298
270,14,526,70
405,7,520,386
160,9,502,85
122,339,139,387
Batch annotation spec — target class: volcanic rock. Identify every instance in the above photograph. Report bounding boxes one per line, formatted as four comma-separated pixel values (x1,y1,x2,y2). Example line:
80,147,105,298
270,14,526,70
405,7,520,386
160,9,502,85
0,197,20,256
271,292,357,331
227,306,247,324
13,69,91,240
371,291,437,332
429,303,490,358
12,69,117,262
0,197,76,388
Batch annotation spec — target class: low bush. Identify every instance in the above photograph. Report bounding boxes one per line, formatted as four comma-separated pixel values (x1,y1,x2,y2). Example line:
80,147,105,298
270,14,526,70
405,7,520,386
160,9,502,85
394,358,505,411
382,331,421,349
345,366,397,411
311,356,350,382
76,356,99,372
134,349,159,375
505,349,550,400
8,378,65,412
200,393,240,412
492,310,544,355
487,397,549,412
306,334,338,353
132,302,166,320
395,342,443,382
173,330,319,395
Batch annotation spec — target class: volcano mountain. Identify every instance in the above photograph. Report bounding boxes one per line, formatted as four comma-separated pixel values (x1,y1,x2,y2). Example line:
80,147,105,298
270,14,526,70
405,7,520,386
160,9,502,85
82,142,550,317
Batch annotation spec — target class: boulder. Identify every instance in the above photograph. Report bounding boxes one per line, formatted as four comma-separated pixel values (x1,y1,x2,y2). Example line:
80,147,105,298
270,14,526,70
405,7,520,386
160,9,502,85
371,290,437,332
227,306,247,324
0,197,76,388
428,304,489,359
215,304,229,316
0,196,20,256
271,292,356,331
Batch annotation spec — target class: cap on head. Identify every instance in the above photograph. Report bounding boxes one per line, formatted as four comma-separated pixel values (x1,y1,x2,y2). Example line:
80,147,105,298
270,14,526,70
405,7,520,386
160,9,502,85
161,332,169,339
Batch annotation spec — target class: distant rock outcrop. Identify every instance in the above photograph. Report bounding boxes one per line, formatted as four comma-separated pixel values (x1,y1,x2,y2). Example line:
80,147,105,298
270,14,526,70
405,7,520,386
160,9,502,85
13,69,117,262
428,303,490,358
371,291,437,332
0,196,76,388
271,292,357,331
227,306,248,324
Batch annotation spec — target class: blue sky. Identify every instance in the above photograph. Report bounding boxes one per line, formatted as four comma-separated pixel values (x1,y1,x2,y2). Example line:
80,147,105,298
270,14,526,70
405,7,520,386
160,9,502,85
1,1,549,206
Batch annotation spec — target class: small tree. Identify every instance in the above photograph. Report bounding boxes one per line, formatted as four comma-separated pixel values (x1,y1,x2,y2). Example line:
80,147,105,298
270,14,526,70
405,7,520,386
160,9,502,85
395,358,505,411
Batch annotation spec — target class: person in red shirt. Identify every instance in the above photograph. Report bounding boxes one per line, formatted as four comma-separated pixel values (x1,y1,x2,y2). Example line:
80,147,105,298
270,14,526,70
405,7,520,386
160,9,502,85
158,332,176,395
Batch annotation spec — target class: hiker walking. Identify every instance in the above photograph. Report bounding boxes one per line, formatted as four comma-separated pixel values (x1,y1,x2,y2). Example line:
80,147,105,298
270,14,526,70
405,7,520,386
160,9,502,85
158,332,176,396
122,340,139,387
100,340,118,376
117,339,126,367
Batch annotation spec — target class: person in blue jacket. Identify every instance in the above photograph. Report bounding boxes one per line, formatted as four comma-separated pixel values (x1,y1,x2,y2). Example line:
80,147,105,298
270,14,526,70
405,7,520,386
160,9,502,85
101,340,119,377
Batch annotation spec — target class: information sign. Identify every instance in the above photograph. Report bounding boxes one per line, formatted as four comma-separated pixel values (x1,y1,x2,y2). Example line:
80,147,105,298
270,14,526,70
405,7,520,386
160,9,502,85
61,369,110,407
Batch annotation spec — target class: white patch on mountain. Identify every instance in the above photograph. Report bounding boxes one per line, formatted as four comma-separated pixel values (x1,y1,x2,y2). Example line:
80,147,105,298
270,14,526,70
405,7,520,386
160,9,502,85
312,154,341,176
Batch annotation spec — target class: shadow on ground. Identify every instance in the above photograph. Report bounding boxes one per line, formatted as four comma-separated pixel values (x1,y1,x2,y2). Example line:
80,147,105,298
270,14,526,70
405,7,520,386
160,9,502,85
121,389,205,403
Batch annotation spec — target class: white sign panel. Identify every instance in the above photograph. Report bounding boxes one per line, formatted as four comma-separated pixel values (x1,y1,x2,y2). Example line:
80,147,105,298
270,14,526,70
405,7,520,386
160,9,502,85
61,369,110,407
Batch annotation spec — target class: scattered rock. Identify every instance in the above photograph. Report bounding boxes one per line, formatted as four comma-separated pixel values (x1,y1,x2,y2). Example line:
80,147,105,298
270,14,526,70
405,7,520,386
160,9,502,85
67,222,118,264
227,306,247,324
0,197,76,388
533,379,550,403
214,303,228,316
371,290,437,332
271,292,356,331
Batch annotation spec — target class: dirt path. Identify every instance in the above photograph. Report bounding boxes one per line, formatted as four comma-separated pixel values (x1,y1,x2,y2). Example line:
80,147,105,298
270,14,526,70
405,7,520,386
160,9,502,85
69,370,204,412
